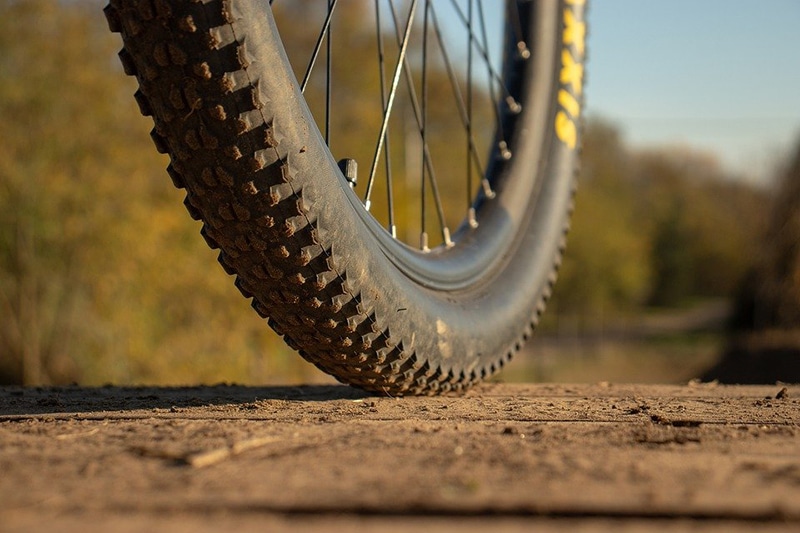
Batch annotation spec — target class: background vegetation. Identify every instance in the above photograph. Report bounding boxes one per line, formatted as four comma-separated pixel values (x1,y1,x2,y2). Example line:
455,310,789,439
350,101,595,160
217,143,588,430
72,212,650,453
0,0,796,385
0,0,306,385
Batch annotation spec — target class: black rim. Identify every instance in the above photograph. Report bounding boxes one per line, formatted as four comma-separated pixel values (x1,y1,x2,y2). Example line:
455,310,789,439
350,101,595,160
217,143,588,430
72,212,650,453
271,1,558,289
270,0,529,253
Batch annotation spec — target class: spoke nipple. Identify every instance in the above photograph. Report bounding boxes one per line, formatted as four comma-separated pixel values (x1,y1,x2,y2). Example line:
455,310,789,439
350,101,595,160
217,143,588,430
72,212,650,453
390,225,397,239
420,232,430,253
506,96,522,115
517,41,531,60
498,141,512,161
468,207,479,229
481,179,496,199
364,199,372,212
443,227,454,248
338,158,358,189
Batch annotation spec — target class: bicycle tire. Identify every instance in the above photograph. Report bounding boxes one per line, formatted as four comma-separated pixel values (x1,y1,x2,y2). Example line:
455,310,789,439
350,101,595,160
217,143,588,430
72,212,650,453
104,0,586,395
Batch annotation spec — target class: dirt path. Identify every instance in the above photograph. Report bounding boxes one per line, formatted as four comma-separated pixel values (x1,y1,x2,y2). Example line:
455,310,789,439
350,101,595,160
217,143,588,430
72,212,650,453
1,383,798,532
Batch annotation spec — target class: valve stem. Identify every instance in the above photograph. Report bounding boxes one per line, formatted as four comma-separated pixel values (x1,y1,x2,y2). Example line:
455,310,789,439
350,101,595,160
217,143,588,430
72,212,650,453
338,158,358,189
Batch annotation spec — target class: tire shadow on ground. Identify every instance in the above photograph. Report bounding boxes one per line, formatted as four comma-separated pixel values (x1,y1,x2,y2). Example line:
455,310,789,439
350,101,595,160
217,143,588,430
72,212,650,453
0,384,371,416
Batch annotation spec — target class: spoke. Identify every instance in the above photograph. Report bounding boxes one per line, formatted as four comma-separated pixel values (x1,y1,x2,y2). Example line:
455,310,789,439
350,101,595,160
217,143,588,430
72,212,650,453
325,0,332,145
427,4,486,207
375,0,396,238
371,0,430,210
466,0,477,227
421,1,451,249
420,0,429,250
508,1,531,59
446,0,520,114
364,0,419,212
288,0,510,247
300,0,339,94
389,0,453,245
476,0,511,161
420,141,451,246
385,0,434,183
387,0,505,205
389,2,450,236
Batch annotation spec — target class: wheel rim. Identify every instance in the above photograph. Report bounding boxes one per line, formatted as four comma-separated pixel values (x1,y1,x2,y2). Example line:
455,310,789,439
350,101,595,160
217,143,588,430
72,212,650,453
270,1,552,289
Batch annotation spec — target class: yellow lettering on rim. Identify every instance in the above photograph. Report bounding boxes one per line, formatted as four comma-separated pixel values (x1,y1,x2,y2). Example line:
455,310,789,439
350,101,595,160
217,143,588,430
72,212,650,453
555,111,577,149
558,89,580,118
559,49,584,96
555,2,586,150
563,9,586,56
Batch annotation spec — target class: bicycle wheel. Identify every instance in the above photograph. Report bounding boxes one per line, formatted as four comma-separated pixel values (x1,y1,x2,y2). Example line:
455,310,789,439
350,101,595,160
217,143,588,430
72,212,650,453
104,0,586,395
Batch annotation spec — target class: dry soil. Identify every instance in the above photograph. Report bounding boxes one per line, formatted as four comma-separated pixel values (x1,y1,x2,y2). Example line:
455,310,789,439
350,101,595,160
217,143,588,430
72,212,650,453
1,382,798,532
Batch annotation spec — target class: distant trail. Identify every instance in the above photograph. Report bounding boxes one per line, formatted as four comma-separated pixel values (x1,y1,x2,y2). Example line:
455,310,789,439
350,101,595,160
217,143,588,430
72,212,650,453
537,301,731,344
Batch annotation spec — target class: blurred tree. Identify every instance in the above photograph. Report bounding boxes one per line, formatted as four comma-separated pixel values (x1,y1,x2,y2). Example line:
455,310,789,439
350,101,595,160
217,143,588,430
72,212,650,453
648,198,693,307
548,118,769,330
703,139,800,384
730,139,800,330
682,178,767,298
0,0,123,384
550,120,652,320
0,0,306,385
633,147,768,307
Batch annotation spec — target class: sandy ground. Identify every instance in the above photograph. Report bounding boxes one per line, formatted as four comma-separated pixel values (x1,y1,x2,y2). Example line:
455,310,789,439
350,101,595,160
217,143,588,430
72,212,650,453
1,382,798,532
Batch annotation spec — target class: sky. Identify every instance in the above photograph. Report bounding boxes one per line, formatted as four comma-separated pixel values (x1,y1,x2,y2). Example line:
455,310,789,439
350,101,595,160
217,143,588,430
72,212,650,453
586,0,800,182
